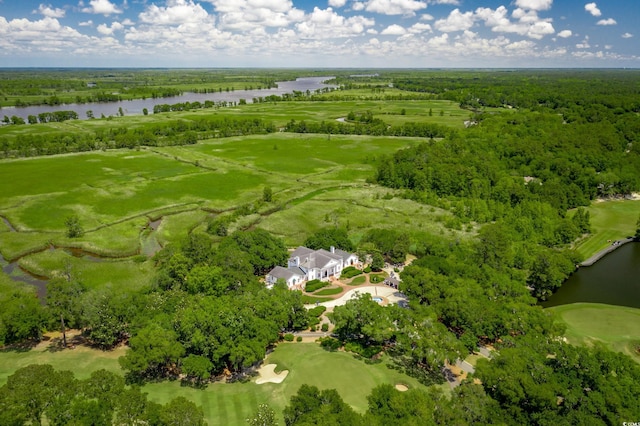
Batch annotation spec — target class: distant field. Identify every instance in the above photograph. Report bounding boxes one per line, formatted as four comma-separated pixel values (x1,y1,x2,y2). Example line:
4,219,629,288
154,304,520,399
574,199,640,259
0,341,426,426
548,303,640,363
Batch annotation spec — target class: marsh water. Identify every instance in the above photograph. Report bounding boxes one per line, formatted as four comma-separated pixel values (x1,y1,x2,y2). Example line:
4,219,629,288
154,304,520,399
1,76,335,122
0,217,164,300
541,242,640,309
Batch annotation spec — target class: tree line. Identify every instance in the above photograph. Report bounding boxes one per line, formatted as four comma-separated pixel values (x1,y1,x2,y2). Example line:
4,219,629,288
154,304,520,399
0,116,276,157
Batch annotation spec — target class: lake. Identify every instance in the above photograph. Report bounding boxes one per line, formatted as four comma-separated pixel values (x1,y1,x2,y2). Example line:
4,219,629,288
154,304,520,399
542,242,640,309
1,76,335,122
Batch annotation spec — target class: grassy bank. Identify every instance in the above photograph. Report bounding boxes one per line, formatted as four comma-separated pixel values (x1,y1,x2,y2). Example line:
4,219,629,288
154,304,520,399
574,199,640,260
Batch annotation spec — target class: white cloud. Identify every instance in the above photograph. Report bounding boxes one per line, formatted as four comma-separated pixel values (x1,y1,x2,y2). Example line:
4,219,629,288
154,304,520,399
514,0,552,11
428,0,459,4
596,18,616,26
576,36,590,49
622,32,633,39
476,6,555,40
81,0,123,15
557,29,572,38
381,24,406,35
409,22,432,33
364,0,427,16
352,2,365,11
79,20,93,26
139,0,210,26
295,7,374,39
584,3,601,17
97,21,124,35
420,14,434,21
208,0,304,30
435,8,474,32
36,4,66,18
328,0,348,7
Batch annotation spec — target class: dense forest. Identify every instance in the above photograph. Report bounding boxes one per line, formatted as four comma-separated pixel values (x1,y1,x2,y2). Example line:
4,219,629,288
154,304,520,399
2,70,640,424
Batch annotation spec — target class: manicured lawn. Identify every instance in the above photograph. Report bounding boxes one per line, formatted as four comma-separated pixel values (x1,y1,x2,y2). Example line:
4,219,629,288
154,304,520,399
313,287,342,296
369,273,386,284
574,200,640,259
350,276,367,285
547,303,640,363
0,339,125,386
0,341,427,426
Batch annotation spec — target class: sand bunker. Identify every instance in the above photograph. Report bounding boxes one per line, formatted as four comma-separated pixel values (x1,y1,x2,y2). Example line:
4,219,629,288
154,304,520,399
255,364,289,384
395,384,409,392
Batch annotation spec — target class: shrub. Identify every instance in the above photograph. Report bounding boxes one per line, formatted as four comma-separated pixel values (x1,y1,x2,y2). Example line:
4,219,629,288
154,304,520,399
304,279,328,292
363,266,372,273
296,336,302,342
283,333,294,342
321,323,329,332
341,266,362,279
308,317,320,329
319,337,341,351
344,341,382,359
308,305,327,318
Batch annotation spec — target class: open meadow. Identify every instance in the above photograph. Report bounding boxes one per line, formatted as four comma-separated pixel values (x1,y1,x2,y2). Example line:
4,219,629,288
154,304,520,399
0,102,468,288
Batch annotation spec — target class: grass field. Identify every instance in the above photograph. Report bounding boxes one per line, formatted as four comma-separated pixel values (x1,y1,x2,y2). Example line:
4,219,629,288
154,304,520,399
0,129,468,282
144,343,427,425
548,303,640,363
573,199,640,259
0,341,426,426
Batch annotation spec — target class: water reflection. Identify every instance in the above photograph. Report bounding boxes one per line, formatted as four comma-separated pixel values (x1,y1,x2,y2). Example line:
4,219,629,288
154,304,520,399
542,242,640,309
2,77,335,122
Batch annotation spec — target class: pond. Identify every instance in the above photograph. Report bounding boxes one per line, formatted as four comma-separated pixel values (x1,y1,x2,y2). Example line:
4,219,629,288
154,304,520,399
1,76,336,122
541,242,640,309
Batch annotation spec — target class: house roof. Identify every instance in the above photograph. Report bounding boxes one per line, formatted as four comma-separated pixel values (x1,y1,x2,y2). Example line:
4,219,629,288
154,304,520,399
268,266,305,281
290,246,357,270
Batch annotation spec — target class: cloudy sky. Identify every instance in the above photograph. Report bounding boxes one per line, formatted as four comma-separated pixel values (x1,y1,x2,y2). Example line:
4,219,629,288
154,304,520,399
0,0,637,67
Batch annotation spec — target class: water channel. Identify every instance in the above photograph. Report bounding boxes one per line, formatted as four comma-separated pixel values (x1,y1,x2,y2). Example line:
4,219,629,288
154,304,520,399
1,76,335,122
541,242,640,309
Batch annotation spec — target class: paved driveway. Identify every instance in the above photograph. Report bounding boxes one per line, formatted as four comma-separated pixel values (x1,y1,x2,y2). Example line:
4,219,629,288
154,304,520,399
314,285,408,308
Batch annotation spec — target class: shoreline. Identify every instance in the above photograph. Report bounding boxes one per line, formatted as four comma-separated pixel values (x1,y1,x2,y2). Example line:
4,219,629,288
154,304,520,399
579,237,636,267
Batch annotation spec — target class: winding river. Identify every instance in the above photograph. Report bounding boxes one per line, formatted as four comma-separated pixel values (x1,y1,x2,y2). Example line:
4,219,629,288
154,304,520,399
1,76,336,122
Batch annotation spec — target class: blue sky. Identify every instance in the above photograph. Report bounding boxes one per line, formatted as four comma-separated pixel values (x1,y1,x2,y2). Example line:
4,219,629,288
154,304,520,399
0,0,637,67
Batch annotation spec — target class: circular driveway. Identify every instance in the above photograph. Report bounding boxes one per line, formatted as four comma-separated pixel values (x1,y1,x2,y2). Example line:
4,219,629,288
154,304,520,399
317,285,408,308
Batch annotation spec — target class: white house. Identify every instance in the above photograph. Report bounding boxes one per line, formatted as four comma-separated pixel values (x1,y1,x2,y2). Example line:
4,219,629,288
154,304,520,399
266,246,358,290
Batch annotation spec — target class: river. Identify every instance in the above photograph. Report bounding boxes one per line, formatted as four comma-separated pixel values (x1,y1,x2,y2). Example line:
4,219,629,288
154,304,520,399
1,76,335,122
542,242,640,309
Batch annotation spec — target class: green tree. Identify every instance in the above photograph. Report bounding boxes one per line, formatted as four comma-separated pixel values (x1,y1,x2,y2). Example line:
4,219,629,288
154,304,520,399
370,252,384,271
46,277,86,347
0,291,47,344
283,384,364,426
119,323,185,380
181,354,213,385
64,214,84,238
158,396,206,426
304,227,355,252
263,186,273,202
229,229,288,276
0,364,64,425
